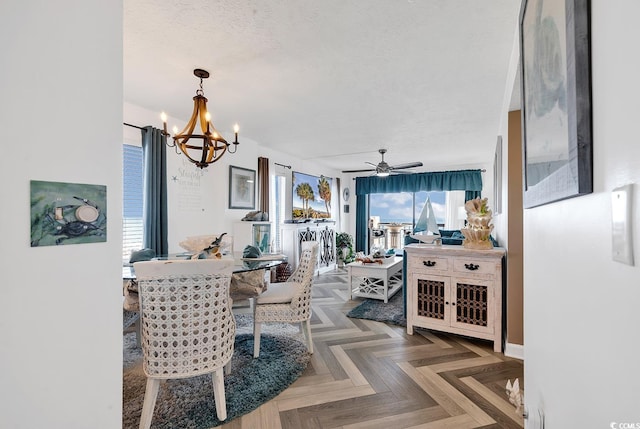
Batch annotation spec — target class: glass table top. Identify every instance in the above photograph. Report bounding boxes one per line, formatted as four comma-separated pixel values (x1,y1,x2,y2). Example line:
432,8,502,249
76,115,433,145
123,254,287,280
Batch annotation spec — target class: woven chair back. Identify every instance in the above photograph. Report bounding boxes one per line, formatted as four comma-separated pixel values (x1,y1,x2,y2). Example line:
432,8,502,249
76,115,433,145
133,259,235,379
288,242,318,318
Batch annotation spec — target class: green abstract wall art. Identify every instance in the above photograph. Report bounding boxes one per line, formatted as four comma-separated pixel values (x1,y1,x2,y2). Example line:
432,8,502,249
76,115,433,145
30,180,107,246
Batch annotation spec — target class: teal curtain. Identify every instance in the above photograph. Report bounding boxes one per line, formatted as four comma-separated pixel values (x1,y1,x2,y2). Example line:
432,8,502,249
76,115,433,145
465,190,481,201
355,169,482,195
141,126,168,256
355,194,368,252
355,169,483,252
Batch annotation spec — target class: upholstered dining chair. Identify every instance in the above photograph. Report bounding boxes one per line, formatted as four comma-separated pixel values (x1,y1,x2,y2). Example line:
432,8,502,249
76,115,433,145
253,242,318,358
133,258,236,428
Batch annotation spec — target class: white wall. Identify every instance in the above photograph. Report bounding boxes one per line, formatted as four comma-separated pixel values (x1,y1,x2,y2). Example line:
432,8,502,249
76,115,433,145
0,1,123,428
524,0,640,425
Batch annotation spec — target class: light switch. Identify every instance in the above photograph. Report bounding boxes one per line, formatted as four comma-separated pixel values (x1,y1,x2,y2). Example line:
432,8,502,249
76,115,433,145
611,184,634,266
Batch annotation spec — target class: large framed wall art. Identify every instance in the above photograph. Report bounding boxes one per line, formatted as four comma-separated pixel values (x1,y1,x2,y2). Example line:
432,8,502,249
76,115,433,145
519,0,592,208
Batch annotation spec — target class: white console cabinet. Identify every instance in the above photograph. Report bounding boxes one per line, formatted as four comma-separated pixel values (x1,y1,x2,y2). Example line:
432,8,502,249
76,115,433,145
281,221,336,274
404,244,505,352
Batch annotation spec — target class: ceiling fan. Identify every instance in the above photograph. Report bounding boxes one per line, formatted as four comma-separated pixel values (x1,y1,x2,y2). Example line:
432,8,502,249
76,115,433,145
342,149,423,177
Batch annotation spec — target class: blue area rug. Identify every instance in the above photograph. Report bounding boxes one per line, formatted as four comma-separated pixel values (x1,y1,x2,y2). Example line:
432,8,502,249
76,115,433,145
346,290,406,326
123,333,310,428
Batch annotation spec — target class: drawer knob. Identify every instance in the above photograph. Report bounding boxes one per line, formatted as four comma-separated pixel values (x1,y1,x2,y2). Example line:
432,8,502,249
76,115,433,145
423,260,436,267
464,263,479,271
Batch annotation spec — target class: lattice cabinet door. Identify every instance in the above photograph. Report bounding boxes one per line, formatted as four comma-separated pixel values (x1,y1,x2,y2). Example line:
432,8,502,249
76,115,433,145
297,227,317,259
449,277,494,335
408,273,451,332
318,226,336,268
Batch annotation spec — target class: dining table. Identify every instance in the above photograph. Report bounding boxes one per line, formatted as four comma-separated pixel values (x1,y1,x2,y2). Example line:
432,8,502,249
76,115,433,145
123,253,288,302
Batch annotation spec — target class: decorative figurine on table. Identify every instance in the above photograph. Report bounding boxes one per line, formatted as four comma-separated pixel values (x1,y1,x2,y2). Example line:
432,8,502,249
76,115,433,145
192,232,227,259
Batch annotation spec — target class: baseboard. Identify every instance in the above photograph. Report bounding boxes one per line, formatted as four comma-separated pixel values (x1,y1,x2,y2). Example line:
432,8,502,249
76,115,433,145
504,342,524,360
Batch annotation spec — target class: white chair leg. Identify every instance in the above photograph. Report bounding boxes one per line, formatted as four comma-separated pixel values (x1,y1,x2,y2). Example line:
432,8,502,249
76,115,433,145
211,368,227,421
302,319,313,354
253,321,262,358
139,378,160,429
224,360,232,376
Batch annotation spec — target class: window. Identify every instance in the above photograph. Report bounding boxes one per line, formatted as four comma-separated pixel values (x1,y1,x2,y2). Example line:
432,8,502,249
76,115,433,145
369,191,448,228
270,174,286,253
123,144,143,263
368,190,465,249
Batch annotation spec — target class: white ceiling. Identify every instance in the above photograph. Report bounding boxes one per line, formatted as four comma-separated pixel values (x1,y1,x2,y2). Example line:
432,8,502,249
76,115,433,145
124,0,521,174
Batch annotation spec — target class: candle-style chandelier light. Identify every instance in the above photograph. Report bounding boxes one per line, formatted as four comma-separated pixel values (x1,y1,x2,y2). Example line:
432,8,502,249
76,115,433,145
161,68,239,169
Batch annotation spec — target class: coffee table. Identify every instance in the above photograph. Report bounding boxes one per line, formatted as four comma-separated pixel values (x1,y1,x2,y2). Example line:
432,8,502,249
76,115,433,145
347,256,403,303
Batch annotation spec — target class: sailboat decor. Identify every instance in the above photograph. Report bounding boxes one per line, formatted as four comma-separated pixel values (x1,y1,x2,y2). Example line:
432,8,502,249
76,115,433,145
410,197,441,244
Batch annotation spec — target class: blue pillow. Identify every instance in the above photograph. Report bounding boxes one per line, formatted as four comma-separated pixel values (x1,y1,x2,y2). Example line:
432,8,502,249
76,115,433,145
451,231,465,240
438,229,460,238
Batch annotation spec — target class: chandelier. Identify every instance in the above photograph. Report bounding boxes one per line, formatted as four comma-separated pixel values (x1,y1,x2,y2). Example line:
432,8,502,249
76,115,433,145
161,68,239,169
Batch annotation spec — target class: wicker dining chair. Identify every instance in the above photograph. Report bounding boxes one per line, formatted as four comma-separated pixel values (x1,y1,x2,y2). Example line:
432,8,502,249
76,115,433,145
133,258,236,428
253,242,318,358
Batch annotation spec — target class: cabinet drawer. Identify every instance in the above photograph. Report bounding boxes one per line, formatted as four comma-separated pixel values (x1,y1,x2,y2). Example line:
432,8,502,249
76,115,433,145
408,255,449,272
452,258,496,276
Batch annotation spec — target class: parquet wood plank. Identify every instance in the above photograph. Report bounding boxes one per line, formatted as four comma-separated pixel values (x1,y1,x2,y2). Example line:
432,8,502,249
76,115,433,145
438,371,523,429
414,329,455,349
341,405,450,429
359,318,404,338
415,365,495,425
312,329,382,342
236,406,261,429
277,408,302,429
307,347,331,376
371,342,439,356
372,354,440,406
339,337,407,351
462,361,523,385
329,345,369,386
409,350,480,367
451,337,493,357
289,373,336,388
257,401,284,429
294,392,436,428
428,355,503,373
460,376,523,427
407,413,479,429
276,384,376,412
276,379,355,400
397,361,466,417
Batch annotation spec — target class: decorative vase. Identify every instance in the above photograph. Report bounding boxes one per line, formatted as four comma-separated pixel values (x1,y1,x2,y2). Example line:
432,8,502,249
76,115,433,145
460,198,494,250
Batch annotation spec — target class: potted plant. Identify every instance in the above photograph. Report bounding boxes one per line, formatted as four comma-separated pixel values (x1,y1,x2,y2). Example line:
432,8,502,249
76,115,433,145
336,232,355,267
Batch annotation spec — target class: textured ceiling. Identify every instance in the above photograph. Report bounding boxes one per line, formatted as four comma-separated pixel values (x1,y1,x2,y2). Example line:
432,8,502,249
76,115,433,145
124,0,521,173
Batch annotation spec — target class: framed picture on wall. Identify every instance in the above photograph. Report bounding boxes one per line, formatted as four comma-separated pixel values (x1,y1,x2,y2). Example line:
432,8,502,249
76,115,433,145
229,165,256,209
519,0,592,208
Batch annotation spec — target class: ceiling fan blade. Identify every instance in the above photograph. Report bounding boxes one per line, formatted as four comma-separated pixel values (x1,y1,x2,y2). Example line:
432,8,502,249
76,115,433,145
390,162,424,170
342,168,377,173
364,162,378,167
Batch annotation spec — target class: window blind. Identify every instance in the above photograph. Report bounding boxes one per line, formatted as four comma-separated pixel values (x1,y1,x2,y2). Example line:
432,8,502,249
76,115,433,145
123,144,143,262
